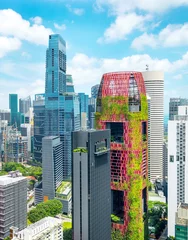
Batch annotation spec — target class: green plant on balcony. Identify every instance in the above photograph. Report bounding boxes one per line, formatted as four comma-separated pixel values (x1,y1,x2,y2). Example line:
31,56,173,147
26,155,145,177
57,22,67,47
111,214,121,223
73,147,88,153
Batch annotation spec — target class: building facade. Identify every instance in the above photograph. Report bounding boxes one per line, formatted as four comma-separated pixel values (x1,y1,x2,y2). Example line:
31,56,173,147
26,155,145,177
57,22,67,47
9,94,19,127
19,96,31,115
45,34,80,179
142,71,164,181
88,97,96,129
33,94,45,162
168,106,188,236
66,74,75,93
175,203,188,240
11,217,63,240
163,140,168,179
96,72,148,239
78,93,89,129
91,84,99,98
169,98,188,120
72,129,111,240
0,109,10,123
0,171,27,240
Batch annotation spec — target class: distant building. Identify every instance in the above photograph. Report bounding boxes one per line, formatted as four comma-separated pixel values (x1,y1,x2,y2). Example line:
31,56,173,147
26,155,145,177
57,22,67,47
169,98,188,120
33,94,45,162
34,182,43,205
72,129,111,240
78,93,89,129
19,96,31,115
142,71,164,181
175,203,188,240
0,109,10,123
0,171,27,240
9,94,19,127
168,106,188,236
91,84,99,98
20,124,32,153
66,74,75,93
11,217,63,240
163,141,168,179
88,97,96,129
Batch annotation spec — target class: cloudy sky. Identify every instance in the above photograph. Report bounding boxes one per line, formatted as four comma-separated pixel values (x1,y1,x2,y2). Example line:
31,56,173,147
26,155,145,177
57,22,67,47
0,0,188,113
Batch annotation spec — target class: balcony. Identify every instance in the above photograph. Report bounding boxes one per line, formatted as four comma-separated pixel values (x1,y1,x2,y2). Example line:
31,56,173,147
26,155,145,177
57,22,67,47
94,147,110,156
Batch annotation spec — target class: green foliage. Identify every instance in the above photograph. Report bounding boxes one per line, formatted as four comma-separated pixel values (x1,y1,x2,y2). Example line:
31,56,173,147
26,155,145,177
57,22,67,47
28,199,62,223
73,147,88,153
166,236,175,240
4,237,10,240
63,222,72,229
63,228,72,240
111,229,126,240
0,170,7,176
2,162,42,181
111,214,121,223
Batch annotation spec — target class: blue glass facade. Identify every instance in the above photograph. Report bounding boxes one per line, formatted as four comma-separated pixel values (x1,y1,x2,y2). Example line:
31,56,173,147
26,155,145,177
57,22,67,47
66,74,75,93
91,84,99,98
78,93,89,117
9,94,18,126
45,34,80,179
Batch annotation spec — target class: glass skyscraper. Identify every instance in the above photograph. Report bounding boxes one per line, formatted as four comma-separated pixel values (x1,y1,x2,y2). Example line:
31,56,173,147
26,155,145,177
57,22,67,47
9,94,18,126
45,34,80,179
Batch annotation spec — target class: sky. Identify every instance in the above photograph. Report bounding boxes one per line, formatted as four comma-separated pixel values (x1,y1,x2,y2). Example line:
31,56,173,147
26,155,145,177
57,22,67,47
0,0,188,114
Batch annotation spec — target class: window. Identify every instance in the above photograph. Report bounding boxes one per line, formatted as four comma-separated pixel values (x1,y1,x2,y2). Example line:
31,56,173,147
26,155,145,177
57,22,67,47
176,156,179,161
106,122,124,143
170,155,174,162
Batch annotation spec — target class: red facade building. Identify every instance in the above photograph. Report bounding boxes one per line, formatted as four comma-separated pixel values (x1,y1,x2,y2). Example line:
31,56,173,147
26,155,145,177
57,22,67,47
96,72,148,240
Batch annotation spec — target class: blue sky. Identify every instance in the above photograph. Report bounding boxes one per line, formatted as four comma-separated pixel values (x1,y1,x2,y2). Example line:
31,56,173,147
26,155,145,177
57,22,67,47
0,0,188,113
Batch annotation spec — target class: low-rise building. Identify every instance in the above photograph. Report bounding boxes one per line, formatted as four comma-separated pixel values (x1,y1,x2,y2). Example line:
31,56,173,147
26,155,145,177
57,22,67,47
11,217,63,240
175,203,188,239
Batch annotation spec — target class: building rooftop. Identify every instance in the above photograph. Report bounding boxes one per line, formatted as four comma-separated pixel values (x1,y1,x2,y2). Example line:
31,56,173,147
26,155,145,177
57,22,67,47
56,181,71,195
180,203,188,210
0,171,26,186
43,136,59,140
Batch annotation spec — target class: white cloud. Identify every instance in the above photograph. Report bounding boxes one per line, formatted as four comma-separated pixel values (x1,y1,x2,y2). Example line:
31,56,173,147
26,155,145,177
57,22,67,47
173,74,183,80
21,51,31,59
95,0,188,14
0,37,21,58
132,23,188,50
54,23,66,30
0,9,53,46
66,4,85,15
98,13,152,43
30,16,43,25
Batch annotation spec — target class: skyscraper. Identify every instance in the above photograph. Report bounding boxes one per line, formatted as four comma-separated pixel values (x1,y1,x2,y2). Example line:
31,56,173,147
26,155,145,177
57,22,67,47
0,171,27,239
33,94,45,162
91,84,99,98
72,129,111,240
88,97,96,129
9,94,18,126
169,98,188,120
78,93,89,129
66,74,75,93
142,71,164,181
96,72,148,239
168,106,188,236
45,34,80,179
19,96,31,115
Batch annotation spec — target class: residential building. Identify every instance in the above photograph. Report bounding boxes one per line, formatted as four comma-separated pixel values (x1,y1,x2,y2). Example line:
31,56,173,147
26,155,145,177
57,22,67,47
142,71,164,181
45,34,80,179
0,171,27,239
96,72,148,239
175,203,188,240
91,84,99,98
33,94,45,162
169,98,188,120
72,129,111,240
19,96,31,115
168,106,188,236
9,94,19,127
11,217,63,240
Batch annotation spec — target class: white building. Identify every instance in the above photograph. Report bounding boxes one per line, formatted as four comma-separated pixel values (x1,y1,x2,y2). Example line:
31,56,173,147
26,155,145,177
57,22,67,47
142,71,164,181
12,217,63,240
168,106,188,236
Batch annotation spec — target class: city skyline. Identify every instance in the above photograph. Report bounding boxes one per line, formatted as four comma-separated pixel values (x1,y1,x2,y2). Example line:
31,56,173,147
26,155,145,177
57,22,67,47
0,0,188,113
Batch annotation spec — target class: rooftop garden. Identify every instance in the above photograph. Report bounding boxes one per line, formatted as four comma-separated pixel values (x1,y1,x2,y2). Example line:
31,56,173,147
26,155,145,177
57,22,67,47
56,181,71,194
73,147,88,153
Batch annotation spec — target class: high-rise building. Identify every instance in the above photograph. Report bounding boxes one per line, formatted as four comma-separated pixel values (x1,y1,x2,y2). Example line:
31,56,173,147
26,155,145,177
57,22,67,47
88,97,96,129
142,71,164,181
45,34,80,179
11,217,63,240
0,171,27,240
91,84,99,98
168,106,188,236
96,72,148,239
19,96,31,115
78,93,89,129
72,129,111,240
66,74,75,93
33,94,45,162
175,203,188,240
163,140,168,179
0,109,10,123
9,94,19,127
169,98,188,120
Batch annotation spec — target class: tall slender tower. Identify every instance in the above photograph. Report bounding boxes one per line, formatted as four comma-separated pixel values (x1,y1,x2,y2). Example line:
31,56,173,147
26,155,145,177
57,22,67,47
45,34,80,179
142,71,164,181
96,72,148,239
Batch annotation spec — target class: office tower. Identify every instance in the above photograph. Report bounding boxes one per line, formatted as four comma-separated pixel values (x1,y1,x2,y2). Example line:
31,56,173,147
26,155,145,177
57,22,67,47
163,140,168,179
142,71,164,181
10,217,63,240
19,96,31,115
0,109,10,123
66,74,75,93
88,97,96,129
169,98,188,120
91,84,99,98
42,136,71,214
78,93,89,129
174,203,188,240
9,94,19,126
20,124,32,153
72,129,111,240
33,94,45,162
45,34,80,179
0,171,27,240
96,72,148,239
168,106,188,236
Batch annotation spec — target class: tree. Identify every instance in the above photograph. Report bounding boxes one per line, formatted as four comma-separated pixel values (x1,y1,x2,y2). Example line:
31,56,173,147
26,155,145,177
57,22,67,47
63,229,72,240
28,199,62,223
166,237,175,240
